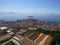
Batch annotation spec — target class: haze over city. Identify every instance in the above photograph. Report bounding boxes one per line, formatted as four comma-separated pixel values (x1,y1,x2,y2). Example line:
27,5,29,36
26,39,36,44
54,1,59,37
0,0,60,22
0,0,60,14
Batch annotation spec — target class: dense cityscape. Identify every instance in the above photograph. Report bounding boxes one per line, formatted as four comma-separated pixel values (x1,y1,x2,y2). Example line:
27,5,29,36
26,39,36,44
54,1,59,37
0,19,60,45
0,0,60,45
0,19,60,31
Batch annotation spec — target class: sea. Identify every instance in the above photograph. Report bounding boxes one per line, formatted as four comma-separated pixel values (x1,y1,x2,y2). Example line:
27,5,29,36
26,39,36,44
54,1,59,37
0,12,60,23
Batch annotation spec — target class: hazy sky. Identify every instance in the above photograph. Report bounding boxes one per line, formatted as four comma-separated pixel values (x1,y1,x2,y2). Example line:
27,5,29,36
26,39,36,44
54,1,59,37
0,0,60,14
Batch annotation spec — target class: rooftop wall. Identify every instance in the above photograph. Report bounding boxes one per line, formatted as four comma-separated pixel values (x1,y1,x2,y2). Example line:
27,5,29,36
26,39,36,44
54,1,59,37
22,33,53,45
22,38,36,45
38,35,53,45
34,33,46,44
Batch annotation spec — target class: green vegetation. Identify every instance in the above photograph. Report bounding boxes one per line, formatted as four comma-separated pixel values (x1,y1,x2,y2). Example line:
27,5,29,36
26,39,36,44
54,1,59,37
28,28,60,45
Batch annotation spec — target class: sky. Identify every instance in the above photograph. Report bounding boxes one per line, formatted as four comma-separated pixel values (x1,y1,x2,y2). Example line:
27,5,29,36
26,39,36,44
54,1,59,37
0,0,60,14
